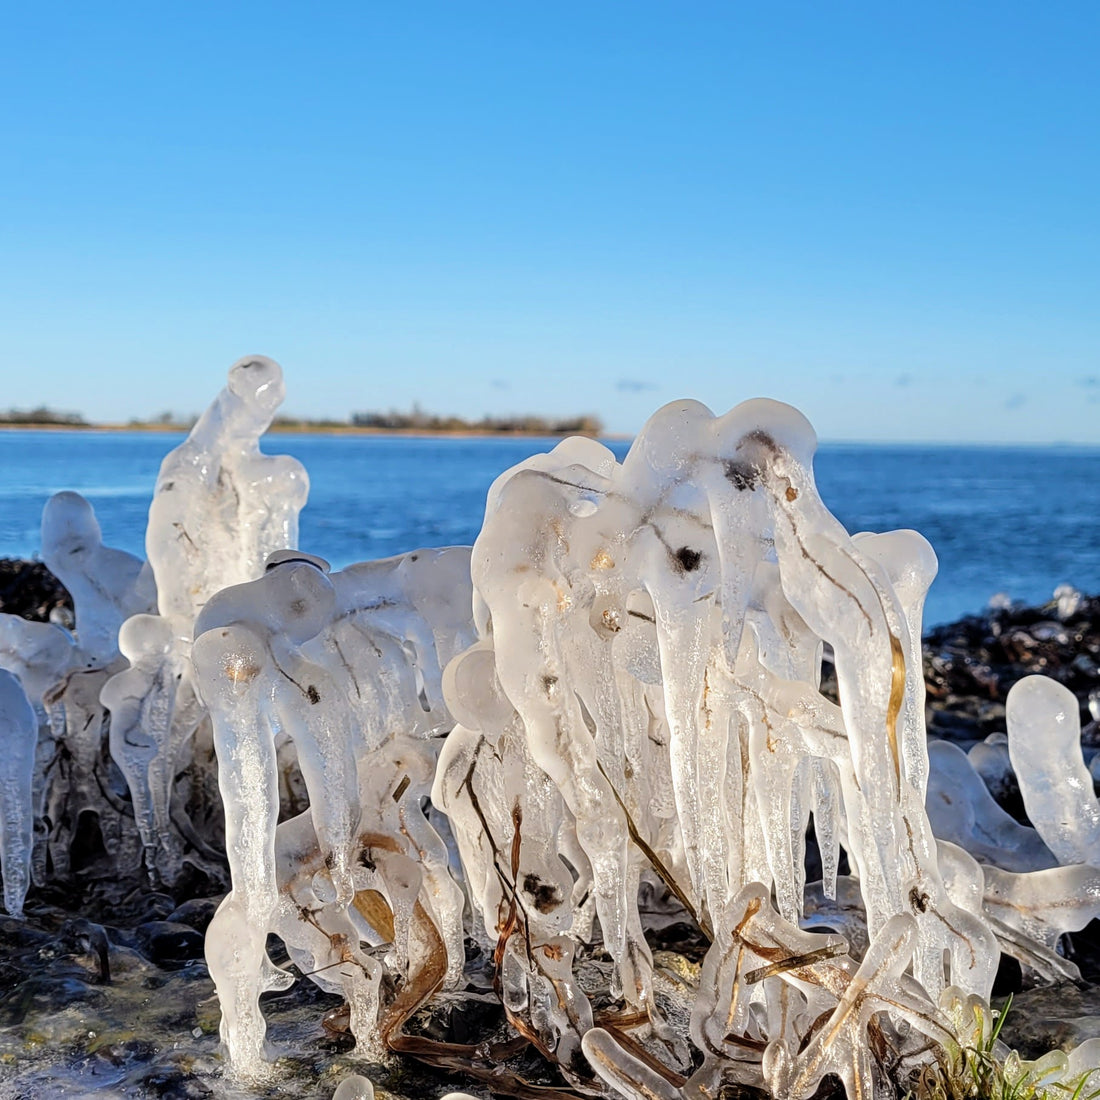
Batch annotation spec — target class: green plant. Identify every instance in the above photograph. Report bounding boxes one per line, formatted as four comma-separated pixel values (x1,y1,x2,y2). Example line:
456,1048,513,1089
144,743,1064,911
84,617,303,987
908,994,1100,1100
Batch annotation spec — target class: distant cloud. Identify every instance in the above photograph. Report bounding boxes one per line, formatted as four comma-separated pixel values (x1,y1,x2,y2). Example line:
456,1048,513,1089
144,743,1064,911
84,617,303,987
1004,393,1027,411
616,379,657,393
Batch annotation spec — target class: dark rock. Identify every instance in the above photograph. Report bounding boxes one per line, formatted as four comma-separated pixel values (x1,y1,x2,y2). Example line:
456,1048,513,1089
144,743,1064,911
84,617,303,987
0,976,101,1025
136,921,206,967
86,1037,158,1067
0,557,73,622
0,914,53,952
167,896,219,934
924,591,1100,748
123,1062,215,1098
140,892,180,922
1000,981,1100,1057
926,707,981,741
60,917,112,983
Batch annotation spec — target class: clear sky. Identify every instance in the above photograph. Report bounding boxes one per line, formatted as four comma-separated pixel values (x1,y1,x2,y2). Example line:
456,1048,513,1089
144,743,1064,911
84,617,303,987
1,2,1097,442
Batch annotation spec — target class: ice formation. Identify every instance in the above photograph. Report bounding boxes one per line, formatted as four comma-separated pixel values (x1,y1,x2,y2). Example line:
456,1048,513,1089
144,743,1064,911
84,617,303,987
1007,675,1100,865
40,489,156,664
100,354,310,886
4,359,1100,1099
191,545,474,1076
0,668,37,917
436,401,1002,1096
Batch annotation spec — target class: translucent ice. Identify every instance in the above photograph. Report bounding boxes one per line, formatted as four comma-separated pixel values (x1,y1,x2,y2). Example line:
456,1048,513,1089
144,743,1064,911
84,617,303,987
1007,675,1100,865
15,366,1100,1097
102,355,309,886
41,491,155,664
0,669,37,917
331,1076,374,1100
146,355,308,620
430,398,1010,1098
926,740,1057,872
194,547,474,1070
100,614,203,884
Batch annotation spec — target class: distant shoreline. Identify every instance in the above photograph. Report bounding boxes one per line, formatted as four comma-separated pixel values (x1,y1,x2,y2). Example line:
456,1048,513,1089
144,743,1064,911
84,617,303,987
0,422,624,440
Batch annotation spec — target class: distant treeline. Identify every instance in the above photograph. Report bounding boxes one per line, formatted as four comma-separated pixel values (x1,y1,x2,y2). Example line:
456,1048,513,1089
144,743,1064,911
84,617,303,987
0,407,87,426
350,409,604,435
1,406,604,437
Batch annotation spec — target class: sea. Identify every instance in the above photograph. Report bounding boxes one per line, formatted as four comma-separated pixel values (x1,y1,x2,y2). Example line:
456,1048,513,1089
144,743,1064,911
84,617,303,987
2,428,1099,629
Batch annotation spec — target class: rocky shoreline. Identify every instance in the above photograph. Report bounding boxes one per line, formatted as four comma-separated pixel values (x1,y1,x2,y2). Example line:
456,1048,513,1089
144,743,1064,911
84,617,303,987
3,560,1100,1097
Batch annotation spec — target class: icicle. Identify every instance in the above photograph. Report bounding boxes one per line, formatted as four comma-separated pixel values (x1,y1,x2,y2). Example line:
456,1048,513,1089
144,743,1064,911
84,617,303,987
0,669,37,917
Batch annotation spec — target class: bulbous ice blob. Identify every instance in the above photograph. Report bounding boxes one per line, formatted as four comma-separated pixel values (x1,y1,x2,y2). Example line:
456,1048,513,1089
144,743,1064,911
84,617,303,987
147,355,309,620
1008,675,1100,865
852,529,937,798
0,669,37,917
331,1073,375,1099
41,491,156,664
1066,1039,1100,1086
926,740,1057,872
93,360,307,892
0,615,79,709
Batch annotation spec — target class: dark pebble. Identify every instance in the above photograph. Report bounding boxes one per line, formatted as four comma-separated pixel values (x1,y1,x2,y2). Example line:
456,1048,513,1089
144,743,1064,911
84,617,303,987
88,1038,158,1067
0,914,53,951
166,897,219,934
0,558,72,622
0,976,100,1025
124,1063,215,1098
140,892,180,922
136,921,206,967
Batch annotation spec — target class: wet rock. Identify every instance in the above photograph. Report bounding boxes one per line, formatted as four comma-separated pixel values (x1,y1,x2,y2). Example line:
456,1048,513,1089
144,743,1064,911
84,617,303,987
135,921,206,967
122,1061,215,1098
166,896,219,934
0,914,53,952
84,1036,158,1067
1000,981,1100,1058
0,976,101,1025
0,558,72,622
60,917,112,983
139,892,180,922
924,591,1100,746
407,988,505,1045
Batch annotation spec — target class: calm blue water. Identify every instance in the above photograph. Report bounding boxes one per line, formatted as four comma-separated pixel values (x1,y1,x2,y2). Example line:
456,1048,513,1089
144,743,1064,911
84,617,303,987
3,429,1099,628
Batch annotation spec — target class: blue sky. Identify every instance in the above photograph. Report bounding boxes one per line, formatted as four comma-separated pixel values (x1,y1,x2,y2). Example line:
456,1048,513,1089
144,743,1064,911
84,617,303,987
1,2,1097,441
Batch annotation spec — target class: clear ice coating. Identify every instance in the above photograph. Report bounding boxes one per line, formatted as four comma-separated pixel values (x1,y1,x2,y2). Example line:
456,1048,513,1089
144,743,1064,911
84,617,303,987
438,398,1008,1096
192,546,474,1076
100,355,310,887
4,361,1100,1099
0,669,37,917
40,490,156,664
1007,674,1100,865
147,354,309,621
